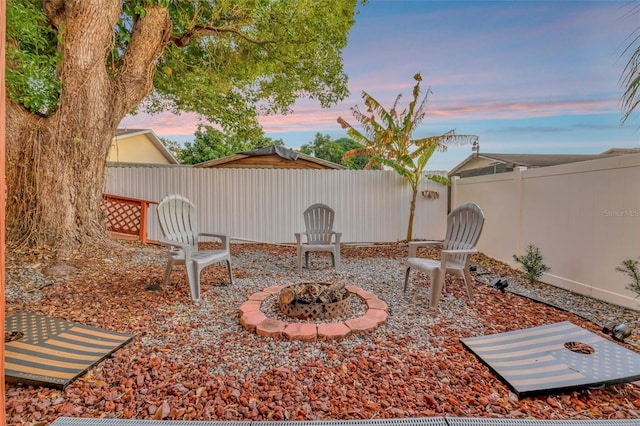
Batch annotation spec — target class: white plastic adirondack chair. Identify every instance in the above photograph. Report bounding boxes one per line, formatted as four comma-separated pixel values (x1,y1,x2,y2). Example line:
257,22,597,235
157,194,233,302
295,203,342,273
404,202,485,310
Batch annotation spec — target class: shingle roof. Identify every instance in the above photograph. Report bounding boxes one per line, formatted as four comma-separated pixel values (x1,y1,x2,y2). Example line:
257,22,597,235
474,153,615,167
194,145,346,169
449,149,639,177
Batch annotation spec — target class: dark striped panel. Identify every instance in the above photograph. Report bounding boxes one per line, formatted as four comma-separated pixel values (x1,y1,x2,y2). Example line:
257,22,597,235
5,312,134,389
461,321,640,397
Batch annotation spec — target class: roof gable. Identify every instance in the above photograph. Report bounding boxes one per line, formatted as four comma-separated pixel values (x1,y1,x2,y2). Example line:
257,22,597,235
112,129,179,164
194,145,346,169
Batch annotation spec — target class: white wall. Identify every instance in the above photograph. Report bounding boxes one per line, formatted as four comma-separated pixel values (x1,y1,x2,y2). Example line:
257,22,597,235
105,167,449,245
452,153,640,311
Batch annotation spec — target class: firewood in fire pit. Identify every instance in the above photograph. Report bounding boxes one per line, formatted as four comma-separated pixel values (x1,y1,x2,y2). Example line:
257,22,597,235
279,288,295,305
278,283,352,320
318,282,345,303
294,283,322,303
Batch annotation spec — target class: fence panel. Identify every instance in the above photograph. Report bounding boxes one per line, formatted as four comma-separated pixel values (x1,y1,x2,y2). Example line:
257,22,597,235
105,166,448,244
452,153,640,310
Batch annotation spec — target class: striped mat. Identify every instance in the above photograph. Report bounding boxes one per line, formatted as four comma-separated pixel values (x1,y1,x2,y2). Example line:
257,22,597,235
461,321,640,397
5,312,134,389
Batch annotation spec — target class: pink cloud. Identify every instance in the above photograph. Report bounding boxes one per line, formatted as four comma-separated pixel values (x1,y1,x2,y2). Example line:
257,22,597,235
428,98,617,120
119,112,204,136
121,96,619,139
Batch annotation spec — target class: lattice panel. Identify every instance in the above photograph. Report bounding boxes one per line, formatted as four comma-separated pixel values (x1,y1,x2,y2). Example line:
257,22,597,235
101,197,142,236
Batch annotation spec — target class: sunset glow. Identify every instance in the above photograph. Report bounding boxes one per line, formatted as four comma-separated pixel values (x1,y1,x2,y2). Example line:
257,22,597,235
120,1,640,170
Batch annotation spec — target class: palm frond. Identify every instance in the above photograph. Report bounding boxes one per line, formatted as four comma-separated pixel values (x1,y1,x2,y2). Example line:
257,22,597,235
403,73,425,132
377,157,413,181
620,5,640,124
427,174,450,186
342,146,376,160
337,116,351,130
363,92,396,128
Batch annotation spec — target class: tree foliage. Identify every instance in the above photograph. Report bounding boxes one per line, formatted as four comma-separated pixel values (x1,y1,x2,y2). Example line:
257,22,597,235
159,137,183,161
177,125,284,165
338,73,478,241
6,0,61,114
300,133,369,169
621,3,640,125
5,0,360,250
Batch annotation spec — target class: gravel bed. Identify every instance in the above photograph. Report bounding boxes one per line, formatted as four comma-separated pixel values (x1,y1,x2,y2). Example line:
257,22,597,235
137,252,471,378
4,242,640,422
94,246,639,378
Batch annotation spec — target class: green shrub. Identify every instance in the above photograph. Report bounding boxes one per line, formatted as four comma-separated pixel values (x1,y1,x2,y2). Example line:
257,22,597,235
513,244,550,283
616,258,640,299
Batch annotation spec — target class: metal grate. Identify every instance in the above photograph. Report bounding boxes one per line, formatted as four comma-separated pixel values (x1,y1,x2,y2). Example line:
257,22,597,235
258,421,447,426
445,418,639,426
51,420,252,426
50,417,638,426
51,419,448,426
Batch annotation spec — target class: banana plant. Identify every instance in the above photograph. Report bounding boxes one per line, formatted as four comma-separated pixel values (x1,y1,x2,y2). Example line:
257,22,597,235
338,73,478,241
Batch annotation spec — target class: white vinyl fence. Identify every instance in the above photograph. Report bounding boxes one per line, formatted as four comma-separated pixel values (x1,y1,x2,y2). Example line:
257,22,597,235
105,166,449,245
451,153,640,311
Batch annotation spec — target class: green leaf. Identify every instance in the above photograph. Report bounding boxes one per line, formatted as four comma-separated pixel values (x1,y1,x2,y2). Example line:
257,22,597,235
427,174,450,186
337,72,478,240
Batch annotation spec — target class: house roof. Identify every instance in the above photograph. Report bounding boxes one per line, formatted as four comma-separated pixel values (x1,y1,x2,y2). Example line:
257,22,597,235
474,152,613,167
114,128,179,164
194,145,347,169
448,150,630,177
600,147,640,155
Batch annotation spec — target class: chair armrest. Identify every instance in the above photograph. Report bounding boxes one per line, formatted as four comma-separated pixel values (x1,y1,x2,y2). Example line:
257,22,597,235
199,233,230,250
440,248,478,268
408,240,441,257
441,248,478,255
159,238,192,260
295,232,306,245
333,232,342,244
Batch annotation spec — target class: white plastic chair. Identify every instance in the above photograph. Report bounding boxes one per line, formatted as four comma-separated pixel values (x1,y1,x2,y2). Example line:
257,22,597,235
295,203,342,273
157,194,233,302
404,202,485,310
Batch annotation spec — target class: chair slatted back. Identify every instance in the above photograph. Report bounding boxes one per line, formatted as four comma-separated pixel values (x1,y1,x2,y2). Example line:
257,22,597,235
157,194,199,249
304,203,335,245
444,203,485,265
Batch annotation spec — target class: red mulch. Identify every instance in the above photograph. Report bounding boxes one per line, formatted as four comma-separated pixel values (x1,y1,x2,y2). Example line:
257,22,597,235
4,242,640,424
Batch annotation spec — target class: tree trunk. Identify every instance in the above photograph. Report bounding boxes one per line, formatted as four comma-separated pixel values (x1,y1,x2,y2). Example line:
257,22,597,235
6,103,116,249
406,188,418,242
5,1,170,252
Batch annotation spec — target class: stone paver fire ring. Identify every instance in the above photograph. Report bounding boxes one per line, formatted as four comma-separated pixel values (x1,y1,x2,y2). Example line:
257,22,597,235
239,285,388,341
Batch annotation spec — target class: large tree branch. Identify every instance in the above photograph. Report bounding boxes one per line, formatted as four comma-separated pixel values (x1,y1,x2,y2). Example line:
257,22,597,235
114,6,172,116
173,25,274,48
43,0,69,28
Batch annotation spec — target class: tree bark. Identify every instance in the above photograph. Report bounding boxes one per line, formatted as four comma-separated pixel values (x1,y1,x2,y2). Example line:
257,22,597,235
6,1,171,252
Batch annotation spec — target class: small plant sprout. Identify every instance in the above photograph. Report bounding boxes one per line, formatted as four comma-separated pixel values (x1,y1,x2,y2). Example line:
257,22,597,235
513,244,550,283
616,258,640,299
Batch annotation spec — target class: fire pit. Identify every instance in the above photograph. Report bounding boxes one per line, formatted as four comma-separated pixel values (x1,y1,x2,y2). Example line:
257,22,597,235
240,284,389,340
278,282,350,320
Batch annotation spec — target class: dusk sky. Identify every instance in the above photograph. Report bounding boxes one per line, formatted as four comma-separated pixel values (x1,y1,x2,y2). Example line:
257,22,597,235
120,0,640,171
